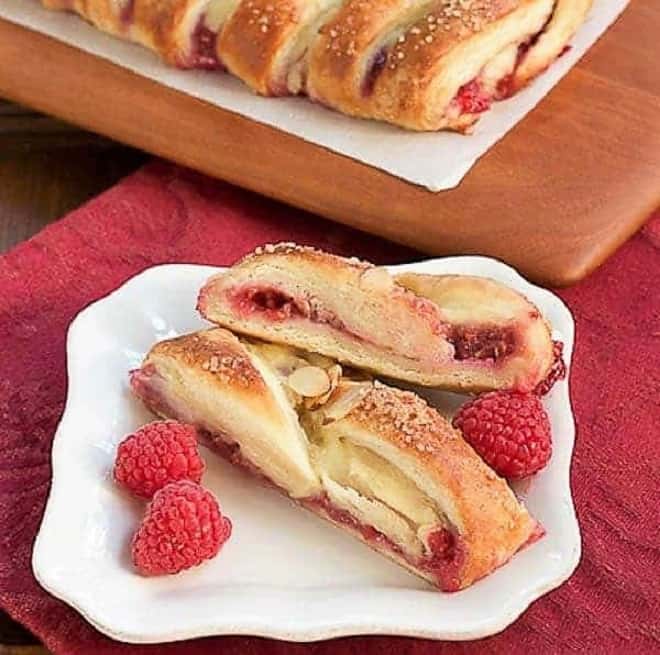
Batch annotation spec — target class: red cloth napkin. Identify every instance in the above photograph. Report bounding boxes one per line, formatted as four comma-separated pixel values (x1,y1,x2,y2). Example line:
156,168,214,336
0,161,658,654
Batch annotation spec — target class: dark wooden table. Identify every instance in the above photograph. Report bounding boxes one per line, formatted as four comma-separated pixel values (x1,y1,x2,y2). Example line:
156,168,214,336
0,97,146,654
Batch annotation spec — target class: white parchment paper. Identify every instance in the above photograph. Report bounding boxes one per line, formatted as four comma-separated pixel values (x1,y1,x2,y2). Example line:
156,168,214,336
1,0,629,191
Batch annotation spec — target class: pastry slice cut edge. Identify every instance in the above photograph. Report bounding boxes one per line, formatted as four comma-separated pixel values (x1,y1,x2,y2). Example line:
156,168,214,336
197,244,555,393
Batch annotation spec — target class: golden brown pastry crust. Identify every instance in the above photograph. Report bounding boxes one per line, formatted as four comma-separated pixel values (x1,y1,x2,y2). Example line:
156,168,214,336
132,0,210,67
148,327,266,394
217,1,296,95
217,0,335,95
134,329,321,498
41,0,73,7
197,243,554,392
371,0,522,130
307,0,435,112
42,0,127,36
41,0,220,68
132,327,539,591
308,0,556,131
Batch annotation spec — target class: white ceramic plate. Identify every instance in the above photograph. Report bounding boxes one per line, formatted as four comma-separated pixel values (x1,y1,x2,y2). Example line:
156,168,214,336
33,257,580,644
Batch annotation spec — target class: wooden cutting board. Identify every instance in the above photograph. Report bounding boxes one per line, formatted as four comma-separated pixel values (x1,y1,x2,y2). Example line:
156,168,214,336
1,1,658,286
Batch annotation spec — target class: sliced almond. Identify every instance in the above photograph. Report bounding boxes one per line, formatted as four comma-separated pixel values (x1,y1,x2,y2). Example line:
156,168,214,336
359,266,393,293
304,364,343,409
253,342,307,378
287,366,330,398
327,364,342,390
321,382,372,423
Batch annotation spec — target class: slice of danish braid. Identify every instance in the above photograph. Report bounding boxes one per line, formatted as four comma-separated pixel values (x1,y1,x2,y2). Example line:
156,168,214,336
131,328,540,591
197,244,555,393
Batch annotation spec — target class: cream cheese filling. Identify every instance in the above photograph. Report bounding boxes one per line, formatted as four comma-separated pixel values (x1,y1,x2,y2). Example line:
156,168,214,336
312,434,443,557
246,340,452,558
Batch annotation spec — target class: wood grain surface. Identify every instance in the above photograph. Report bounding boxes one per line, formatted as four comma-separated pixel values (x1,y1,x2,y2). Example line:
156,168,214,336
0,98,145,654
0,100,146,252
0,1,658,286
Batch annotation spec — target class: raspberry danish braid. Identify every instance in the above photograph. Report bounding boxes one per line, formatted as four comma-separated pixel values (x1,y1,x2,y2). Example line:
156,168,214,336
41,0,594,130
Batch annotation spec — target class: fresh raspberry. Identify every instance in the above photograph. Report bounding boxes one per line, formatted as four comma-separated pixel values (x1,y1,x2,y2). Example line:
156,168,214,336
114,421,204,498
132,481,232,576
535,340,567,396
453,391,552,479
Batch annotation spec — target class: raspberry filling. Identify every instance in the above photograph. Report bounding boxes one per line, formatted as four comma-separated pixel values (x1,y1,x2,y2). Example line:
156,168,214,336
455,79,493,115
496,26,573,98
420,528,465,591
495,38,537,98
186,16,221,70
448,325,517,362
362,47,388,96
452,19,559,113
534,340,566,396
120,0,134,27
305,496,404,553
231,286,346,331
